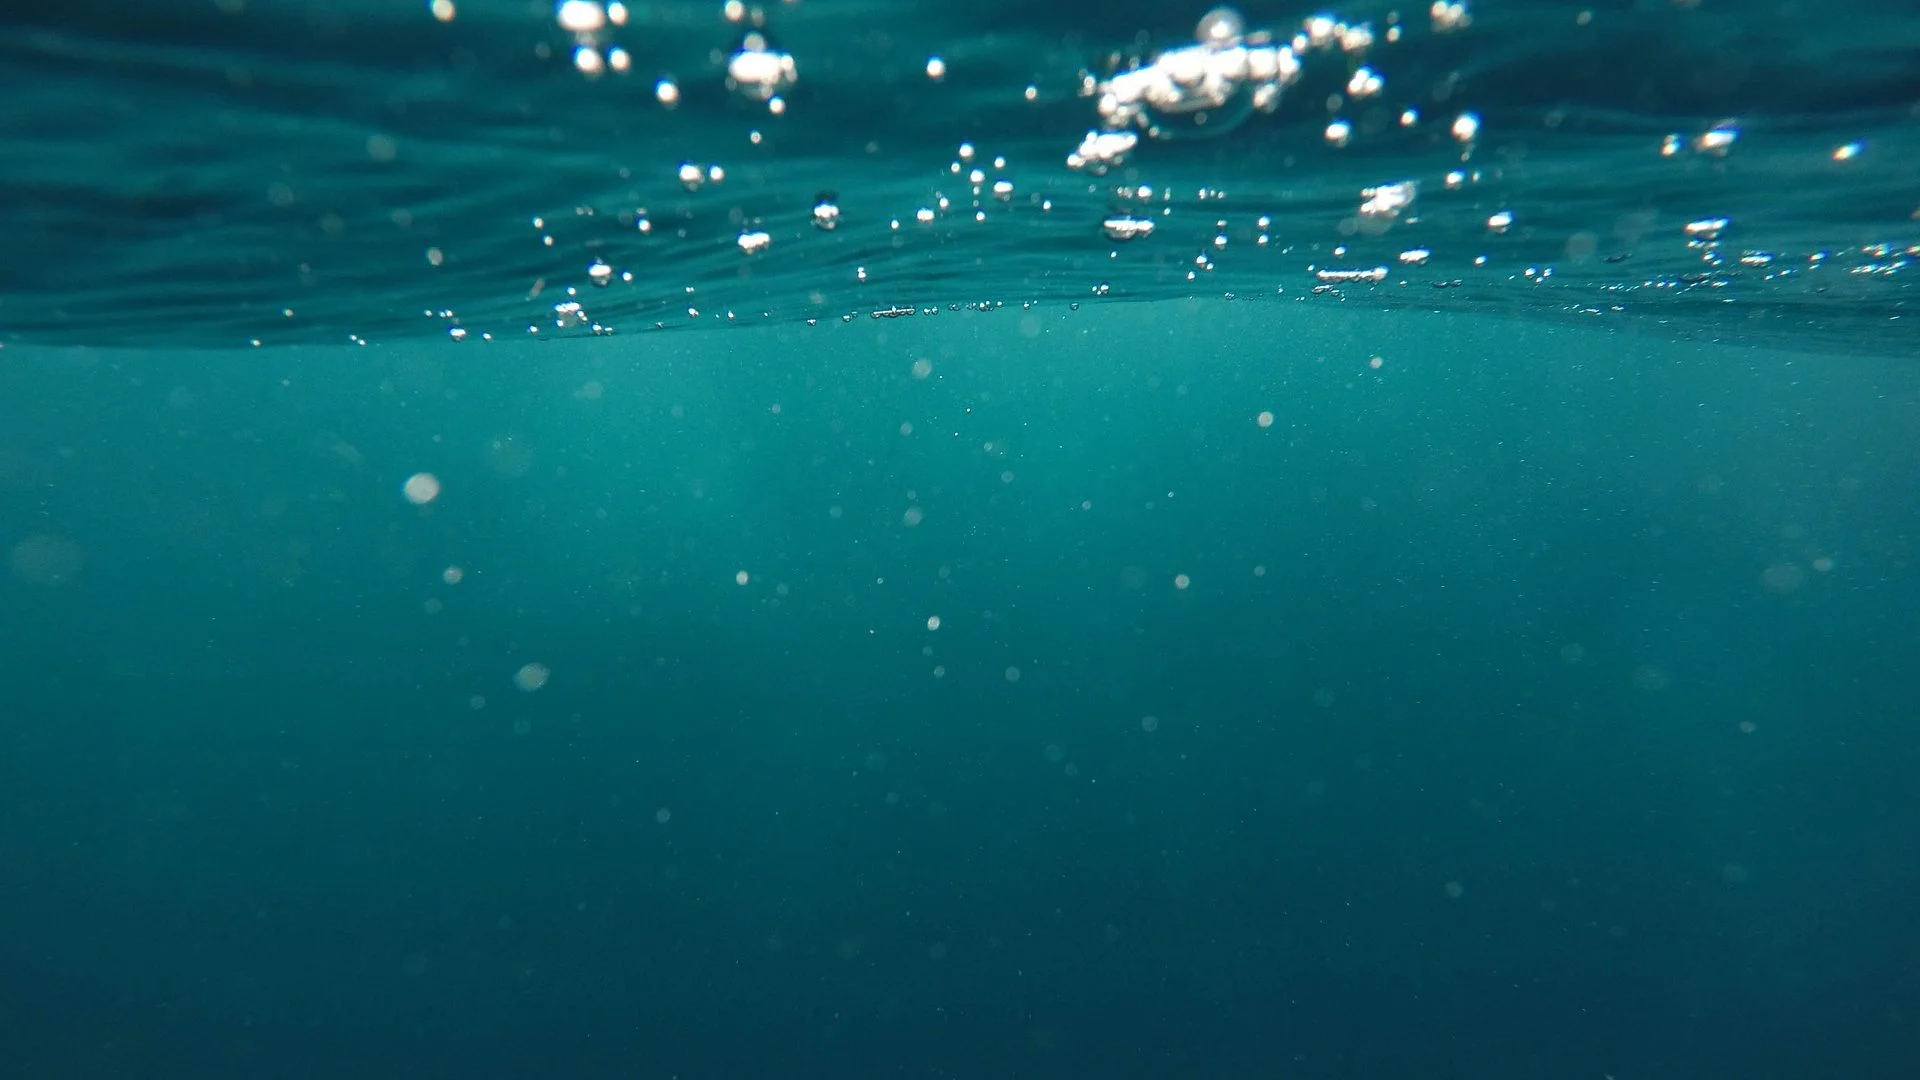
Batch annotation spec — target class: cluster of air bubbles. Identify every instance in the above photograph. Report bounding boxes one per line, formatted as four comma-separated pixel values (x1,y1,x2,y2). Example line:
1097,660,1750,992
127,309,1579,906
554,1,632,78
1070,5,1429,171
1102,216,1156,242
811,193,841,231
1355,181,1418,236
482,0,1904,344
1429,1,1471,32
1081,6,1304,149
718,2,798,109
554,0,798,109
726,29,798,111
1065,3,1502,180
678,162,726,191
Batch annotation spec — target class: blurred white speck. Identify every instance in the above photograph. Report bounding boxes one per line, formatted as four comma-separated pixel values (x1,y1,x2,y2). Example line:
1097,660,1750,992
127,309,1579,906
513,663,551,692
402,472,441,504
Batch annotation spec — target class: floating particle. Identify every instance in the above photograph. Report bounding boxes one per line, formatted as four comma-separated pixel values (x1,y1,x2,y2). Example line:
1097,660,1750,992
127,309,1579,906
513,663,551,692
402,472,441,505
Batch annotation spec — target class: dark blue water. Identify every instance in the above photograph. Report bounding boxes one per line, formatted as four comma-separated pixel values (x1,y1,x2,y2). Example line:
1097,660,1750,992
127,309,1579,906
2,3,1919,1079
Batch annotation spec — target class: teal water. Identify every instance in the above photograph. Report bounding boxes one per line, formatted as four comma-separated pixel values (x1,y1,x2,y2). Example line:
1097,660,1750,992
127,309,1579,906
6,304,1918,1077
3,2,1919,1078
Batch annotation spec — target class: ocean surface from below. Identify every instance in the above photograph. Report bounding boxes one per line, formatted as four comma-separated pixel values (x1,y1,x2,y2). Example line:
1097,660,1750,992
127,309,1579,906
0,0,1914,355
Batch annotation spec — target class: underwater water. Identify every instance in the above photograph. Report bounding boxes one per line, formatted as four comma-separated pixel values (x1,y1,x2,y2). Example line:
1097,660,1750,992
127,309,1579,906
1,2,1918,1078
